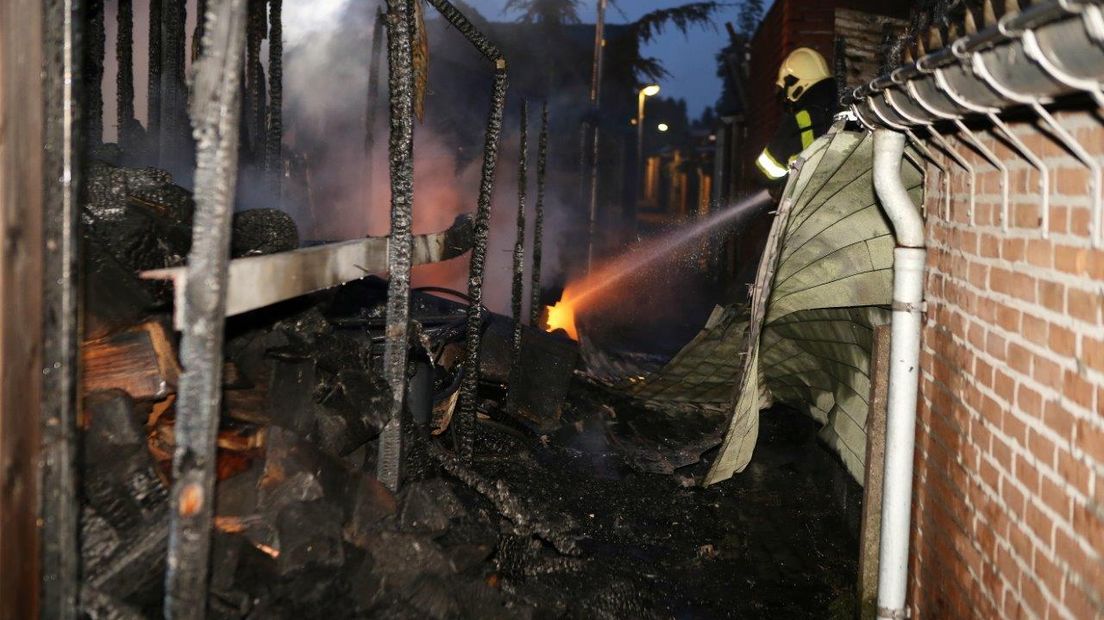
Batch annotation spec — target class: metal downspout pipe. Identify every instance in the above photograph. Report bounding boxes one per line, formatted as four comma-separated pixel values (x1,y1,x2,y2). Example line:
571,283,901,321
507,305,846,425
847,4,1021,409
872,129,926,619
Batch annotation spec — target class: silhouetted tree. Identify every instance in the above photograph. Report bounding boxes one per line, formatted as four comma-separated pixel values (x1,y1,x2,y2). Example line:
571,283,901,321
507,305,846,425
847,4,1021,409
504,0,580,25
737,0,763,36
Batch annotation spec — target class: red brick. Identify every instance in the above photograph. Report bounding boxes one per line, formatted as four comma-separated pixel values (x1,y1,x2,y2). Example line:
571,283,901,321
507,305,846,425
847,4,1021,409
1070,207,1092,237
1017,384,1044,417
988,332,1008,359
1011,272,1038,304
1083,336,1104,374
1056,245,1091,277
1050,206,1069,235
994,370,1016,403
1021,314,1048,347
1032,356,1063,388
1014,203,1043,229
1043,400,1075,439
1063,369,1095,410
1048,324,1076,358
1056,166,1091,196
1039,476,1071,524
1067,287,1102,324
1072,502,1104,555
1033,549,1063,597
998,306,1023,334
1057,449,1092,493
1002,238,1026,263
1038,281,1066,313
969,262,990,289
1025,239,1054,269
1007,343,1032,375
1077,418,1104,465
1003,411,1028,446
1062,577,1099,620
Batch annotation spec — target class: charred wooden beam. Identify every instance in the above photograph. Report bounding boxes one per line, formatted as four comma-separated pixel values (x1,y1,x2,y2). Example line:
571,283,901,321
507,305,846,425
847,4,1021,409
529,101,548,325
507,98,525,383
511,100,527,359
245,0,267,165
84,0,105,147
163,0,248,615
147,0,162,159
159,0,189,174
117,0,136,151
376,0,418,492
424,0,507,464
264,0,283,196
3,0,84,615
44,0,82,613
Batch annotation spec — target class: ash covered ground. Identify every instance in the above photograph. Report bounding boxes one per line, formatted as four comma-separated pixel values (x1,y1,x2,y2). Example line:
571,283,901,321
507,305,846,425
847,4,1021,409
80,161,859,619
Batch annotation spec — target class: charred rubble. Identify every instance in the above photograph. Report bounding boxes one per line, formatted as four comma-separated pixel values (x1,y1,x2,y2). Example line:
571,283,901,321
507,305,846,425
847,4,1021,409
78,161,860,619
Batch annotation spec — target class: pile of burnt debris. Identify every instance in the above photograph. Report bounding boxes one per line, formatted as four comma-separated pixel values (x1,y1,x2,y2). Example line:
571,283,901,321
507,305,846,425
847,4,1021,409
80,162,860,619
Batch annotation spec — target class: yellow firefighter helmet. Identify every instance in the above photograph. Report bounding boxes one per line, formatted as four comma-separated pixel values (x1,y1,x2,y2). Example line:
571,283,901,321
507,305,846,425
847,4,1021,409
776,47,831,102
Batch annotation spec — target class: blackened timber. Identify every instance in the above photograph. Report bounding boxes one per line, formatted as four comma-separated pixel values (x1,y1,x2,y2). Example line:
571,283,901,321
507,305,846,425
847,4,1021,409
529,101,548,325
159,0,188,174
147,0,162,159
376,0,418,492
425,0,507,463
164,0,248,616
117,0,136,151
585,0,606,272
84,0,105,146
424,0,503,61
511,100,527,358
265,0,283,195
458,67,507,462
39,0,82,615
245,0,267,165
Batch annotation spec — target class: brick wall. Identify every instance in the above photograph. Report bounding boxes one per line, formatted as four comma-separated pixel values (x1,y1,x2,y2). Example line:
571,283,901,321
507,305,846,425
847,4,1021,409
911,109,1104,618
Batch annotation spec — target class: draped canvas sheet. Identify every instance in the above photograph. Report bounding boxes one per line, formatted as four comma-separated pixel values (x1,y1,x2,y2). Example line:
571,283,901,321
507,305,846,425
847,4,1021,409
691,129,922,485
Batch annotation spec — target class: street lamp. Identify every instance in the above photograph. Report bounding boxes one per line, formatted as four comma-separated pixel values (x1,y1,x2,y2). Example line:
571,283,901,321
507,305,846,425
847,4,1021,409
657,123,669,132
636,83,660,212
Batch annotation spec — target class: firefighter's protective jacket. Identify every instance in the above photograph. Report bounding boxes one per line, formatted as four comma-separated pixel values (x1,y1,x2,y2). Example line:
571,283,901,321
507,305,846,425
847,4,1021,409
755,79,839,182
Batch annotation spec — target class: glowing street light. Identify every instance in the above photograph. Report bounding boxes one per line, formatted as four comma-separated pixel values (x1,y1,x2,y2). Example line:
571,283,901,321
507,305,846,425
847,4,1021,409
637,84,661,213
657,123,669,132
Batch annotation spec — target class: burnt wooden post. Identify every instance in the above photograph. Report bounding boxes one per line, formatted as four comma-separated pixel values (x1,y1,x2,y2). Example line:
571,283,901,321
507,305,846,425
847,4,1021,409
424,0,508,464
245,0,267,165
529,101,548,325
265,0,283,197
375,0,417,492
511,100,528,356
159,0,189,174
148,0,162,159
117,0,136,150
163,0,248,615
85,0,105,146
2,0,82,615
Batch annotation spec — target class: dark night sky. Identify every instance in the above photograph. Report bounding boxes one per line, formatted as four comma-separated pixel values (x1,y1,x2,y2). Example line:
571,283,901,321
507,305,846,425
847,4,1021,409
462,0,774,119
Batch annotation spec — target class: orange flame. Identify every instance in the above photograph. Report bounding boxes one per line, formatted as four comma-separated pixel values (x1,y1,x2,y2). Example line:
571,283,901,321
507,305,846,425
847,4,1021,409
544,294,578,340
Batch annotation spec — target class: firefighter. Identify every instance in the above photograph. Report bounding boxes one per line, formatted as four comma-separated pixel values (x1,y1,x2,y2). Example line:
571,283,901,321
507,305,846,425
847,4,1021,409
755,47,839,186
